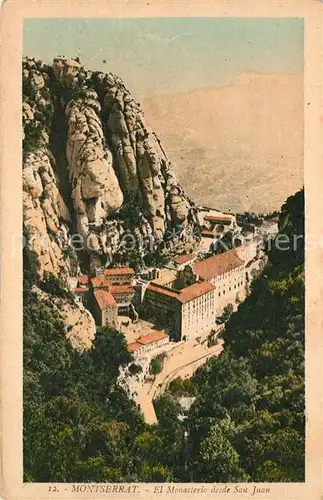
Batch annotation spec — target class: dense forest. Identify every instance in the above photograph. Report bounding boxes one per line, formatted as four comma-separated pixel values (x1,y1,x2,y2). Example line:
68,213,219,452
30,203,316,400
23,188,304,482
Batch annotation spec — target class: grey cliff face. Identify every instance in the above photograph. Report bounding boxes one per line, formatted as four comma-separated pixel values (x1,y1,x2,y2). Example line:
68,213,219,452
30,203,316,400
23,56,200,278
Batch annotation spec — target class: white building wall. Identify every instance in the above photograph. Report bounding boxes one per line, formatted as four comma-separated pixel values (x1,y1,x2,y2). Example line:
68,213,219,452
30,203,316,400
132,337,170,359
181,290,216,338
211,265,245,314
102,306,118,327
106,274,134,286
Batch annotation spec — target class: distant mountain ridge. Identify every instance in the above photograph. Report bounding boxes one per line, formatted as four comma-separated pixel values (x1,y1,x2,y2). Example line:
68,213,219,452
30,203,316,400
143,72,303,214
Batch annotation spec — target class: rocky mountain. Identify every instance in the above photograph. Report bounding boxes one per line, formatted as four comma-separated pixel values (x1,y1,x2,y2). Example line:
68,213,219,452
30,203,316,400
143,72,303,214
23,56,200,279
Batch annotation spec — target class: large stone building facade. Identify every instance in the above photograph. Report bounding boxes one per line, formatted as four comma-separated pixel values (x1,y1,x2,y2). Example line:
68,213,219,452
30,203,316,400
92,289,118,327
193,248,246,314
72,267,136,327
144,279,216,341
70,245,257,340
143,247,249,340
104,267,135,286
128,330,169,359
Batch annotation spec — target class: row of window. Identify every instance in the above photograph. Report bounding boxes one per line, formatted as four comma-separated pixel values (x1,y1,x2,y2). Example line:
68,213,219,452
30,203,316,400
110,279,133,285
215,268,244,281
185,303,213,316
183,316,214,329
183,309,214,327
218,281,244,296
185,294,214,310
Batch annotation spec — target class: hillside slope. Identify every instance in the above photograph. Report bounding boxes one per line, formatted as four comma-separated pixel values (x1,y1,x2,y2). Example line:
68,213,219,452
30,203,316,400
183,188,305,481
143,72,303,213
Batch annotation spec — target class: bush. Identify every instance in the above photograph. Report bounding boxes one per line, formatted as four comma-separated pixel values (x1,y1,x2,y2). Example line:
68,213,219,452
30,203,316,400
129,363,143,376
39,272,73,301
216,303,234,324
168,376,196,396
149,353,166,376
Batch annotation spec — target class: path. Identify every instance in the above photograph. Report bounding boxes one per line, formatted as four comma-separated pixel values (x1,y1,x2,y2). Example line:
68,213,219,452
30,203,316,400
134,337,224,424
153,341,224,399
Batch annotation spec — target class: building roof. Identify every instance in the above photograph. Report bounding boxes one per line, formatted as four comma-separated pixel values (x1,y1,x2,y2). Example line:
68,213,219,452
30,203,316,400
204,215,232,224
127,342,142,352
77,275,89,285
90,276,110,288
104,267,135,276
178,281,215,304
194,249,245,280
201,230,217,238
137,330,168,345
147,281,215,305
174,253,197,265
72,287,89,293
94,289,117,310
110,285,135,294
147,282,180,300
153,268,177,286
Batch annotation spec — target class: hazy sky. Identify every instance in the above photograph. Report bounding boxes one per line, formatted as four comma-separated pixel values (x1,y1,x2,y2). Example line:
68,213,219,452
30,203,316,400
24,18,304,98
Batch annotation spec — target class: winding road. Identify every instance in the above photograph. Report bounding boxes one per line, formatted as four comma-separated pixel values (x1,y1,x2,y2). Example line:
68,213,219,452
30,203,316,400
135,337,224,423
152,341,224,399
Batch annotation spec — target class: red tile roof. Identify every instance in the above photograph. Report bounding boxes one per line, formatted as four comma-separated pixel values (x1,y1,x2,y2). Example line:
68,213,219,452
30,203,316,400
77,276,89,285
91,276,110,288
201,230,216,238
204,215,232,224
137,330,168,345
94,289,117,310
146,282,180,300
110,285,135,295
147,281,215,305
178,281,215,304
194,249,244,281
127,342,143,352
174,253,197,265
104,267,135,276
72,287,89,293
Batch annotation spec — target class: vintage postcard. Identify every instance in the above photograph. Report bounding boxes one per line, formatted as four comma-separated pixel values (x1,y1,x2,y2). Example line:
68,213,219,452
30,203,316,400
1,1,322,499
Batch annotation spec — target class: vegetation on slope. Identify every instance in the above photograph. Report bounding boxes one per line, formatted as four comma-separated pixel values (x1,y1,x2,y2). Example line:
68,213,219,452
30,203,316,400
183,188,305,482
23,189,304,482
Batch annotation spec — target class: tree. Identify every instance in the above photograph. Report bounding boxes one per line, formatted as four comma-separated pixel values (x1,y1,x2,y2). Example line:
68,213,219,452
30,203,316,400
134,431,163,464
216,303,234,324
154,395,181,430
129,363,142,376
23,246,39,288
137,463,173,482
39,272,73,300
192,353,258,421
153,395,183,474
149,353,166,376
195,422,248,482
168,377,196,397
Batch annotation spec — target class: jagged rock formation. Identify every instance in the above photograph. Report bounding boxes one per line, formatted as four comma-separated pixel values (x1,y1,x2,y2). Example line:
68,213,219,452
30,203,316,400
23,56,200,278
93,70,192,235
23,149,74,276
